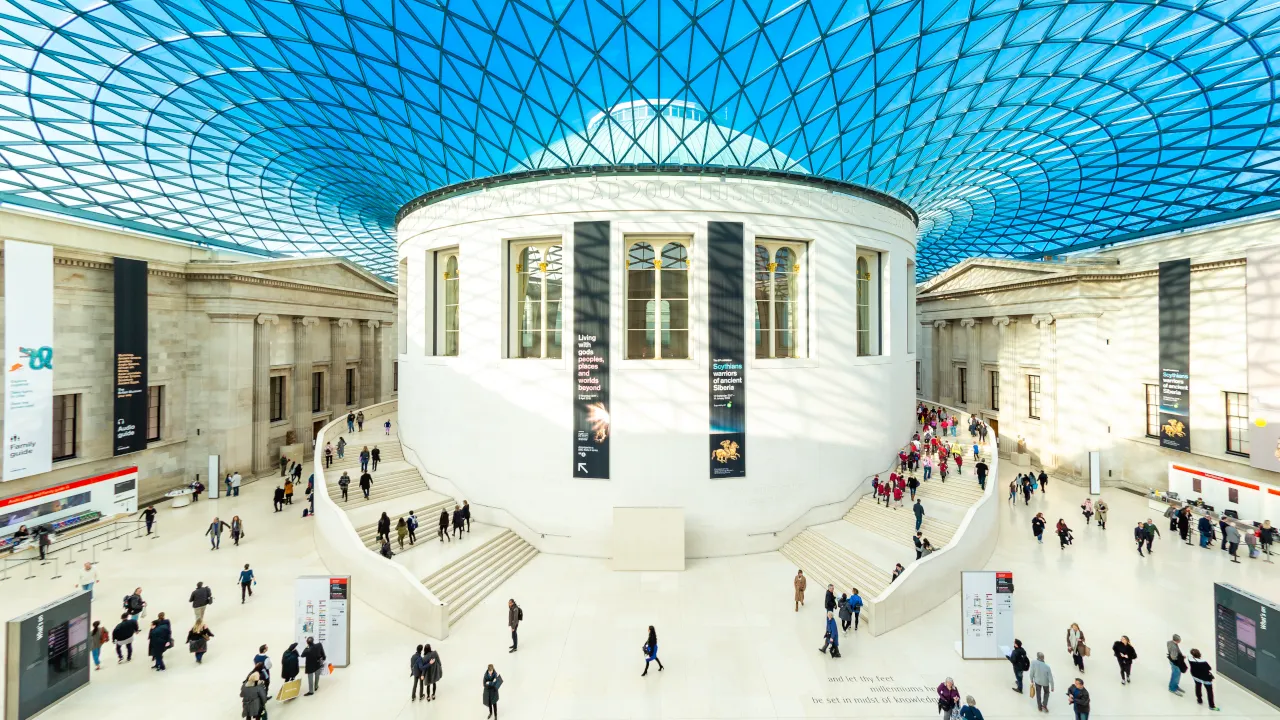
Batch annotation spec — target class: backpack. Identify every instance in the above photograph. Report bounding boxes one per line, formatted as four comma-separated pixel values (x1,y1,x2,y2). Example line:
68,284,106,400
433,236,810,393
517,605,523,621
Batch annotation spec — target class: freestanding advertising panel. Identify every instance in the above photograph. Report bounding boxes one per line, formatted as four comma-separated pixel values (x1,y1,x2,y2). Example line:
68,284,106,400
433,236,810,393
112,257,148,456
3,241,54,482
5,591,92,720
960,571,1015,659
294,576,350,667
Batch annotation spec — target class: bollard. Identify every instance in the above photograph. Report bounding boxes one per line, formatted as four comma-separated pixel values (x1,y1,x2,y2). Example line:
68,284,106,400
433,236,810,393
122,532,132,553
24,560,35,580
49,557,61,580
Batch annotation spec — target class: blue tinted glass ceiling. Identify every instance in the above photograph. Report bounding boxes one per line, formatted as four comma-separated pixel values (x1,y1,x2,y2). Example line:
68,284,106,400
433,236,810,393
2,1,1280,278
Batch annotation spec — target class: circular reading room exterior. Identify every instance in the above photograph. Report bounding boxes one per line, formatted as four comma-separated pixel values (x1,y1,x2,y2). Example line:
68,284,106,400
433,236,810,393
395,100,921,557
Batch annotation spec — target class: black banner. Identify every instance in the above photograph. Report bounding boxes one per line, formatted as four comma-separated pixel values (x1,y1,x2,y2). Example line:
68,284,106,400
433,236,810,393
573,221,610,479
708,221,746,478
1158,258,1191,453
113,257,148,456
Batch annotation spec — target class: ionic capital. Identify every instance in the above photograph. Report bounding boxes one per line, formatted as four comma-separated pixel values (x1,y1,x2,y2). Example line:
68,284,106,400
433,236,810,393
256,314,279,326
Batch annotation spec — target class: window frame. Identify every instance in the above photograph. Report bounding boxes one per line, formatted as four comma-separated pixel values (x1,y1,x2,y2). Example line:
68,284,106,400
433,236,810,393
1028,374,1041,420
753,239,809,359
393,361,398,392
855,249,882,357
1144,384,1160,439
312,371,325,414
958,366,967,404
146,385,162,443
508,238,565,359
345,367,357,406
52,393,78,462
989,370,1000,411
1225,391,1249,457
434,247,460,357
624,235,692,360
269,375,286,423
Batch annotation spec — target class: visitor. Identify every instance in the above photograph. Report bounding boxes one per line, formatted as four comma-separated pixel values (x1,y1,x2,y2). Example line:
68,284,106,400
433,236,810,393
908,475,920,500
337,436,347,459
206,517,231,550
281,642,300,685
1188,648,1218,710
424,643,442,700
379,537,393,558
141,505,157,535
1144,519,1160,553
230,515,244,546
360,446,370,473
1178,508,1192,544
384,419,392,435
124,588,145,620
1095,500,1108,529
1168,634,1187,694
396,517,408,550
377,512,391,545
225,473,233,497
148,615,172,671
891,563,905,582
824,583,836,614
1225,523,1241,563
914,532,924,559
847,589,863,630
280,455,288,477
1009,638,1029,692
1220,516,1230,551
338,471,350,501
112,612,139,662
1030,651,1054,712
239,564,255,603
959,696,983,720
357,410,365,431
920,539,935,557
914,499,925,531
273,485,285,512
1112,635,1137,685
411,644,426,701
1038,469,1048,493
1066,623,1087,671
1246,525,1259,559
463,500,472,532
972,441,980,461
189,581,213,621
1032,513,1046,544
439,508,451,542
483,664,502,718
1066,678,1090,720
838,592,852,632
1081,498,1094,525
508,598,521,652
1057,519,1073,549
191,478,204,502
1135,522,1147,556
937,678,960,719
323,442,333,468
923,455,933,481
302,636,327,696
77,561,99,599
642,625,666,672
794,569,806,611
359,470,373,499
1198,514,1214,548
819,611,840,657
284,478,294,504
241,672,268,719
231,470,241,496
1008,480,1018,506
975,459,988,490
452,504,465,537
346,411,355,433
90,620,108,670
1022,475,1033,505
406,510,418,545
1261,520,1275,556
371,445,381,471
187,621,214,663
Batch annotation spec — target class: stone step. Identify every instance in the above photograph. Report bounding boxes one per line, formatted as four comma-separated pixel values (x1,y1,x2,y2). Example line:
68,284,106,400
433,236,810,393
423,530,538,625
354,497,456,550
447,544,539,625
915,477,985,506
779,530,888,617
843,496,957,548
326,472,427,505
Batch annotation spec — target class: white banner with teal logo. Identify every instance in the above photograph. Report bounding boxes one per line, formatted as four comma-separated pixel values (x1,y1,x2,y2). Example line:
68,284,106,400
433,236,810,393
4,240,54,481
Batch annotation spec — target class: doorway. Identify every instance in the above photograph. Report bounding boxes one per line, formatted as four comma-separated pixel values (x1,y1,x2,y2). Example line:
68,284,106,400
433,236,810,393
313,419,327,443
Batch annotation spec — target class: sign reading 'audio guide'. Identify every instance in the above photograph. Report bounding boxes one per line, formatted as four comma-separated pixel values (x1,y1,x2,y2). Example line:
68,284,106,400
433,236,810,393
708,221,746,479
573,221,610,479
113,257,148,456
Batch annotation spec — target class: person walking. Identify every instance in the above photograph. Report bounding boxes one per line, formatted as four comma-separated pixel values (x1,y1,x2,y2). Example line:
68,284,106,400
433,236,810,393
1067,623,1087,672
323,442,333,469
1135,522,1148,556
1009,639,1030,693
1188,648,1219,710
1030,651,1055,712
483,664,502,719
908,475,920,500
1008,480,1019,506
1038,469,1049,493
284,478,295,504
281,643,300,685
1095,500,1108,529
77,561,99,599
337,471,351,501
1225,523,1242,563
423,643,442,701
124,587,146,620
371,445,381,471
337,436,347,459
396,517,408,550
1081,498,1094,525
1144,519,1161,554
1261,520,1275,556
913,499,926,531
301,636,327,696
1032,513,1046,544
189,581,213,621
90,620,108,671
1112,635,1137,684
359,470,372,500
141,505,157,535
1057,519,1073,549
359,446,370,473
819,611,840,657
230,515,245,546
112,612,139,663
187,621,214,664
148,616,172,671
975,459,988,490
794,569,807,611
411,644,426,701
241,672,268,720
438,508,451,542
239,564,255,603
377,512,391,545
273,485,285,512
280,454,289,477
406,510,419,545
1066,678,1090,720
384,419,392,435
206,517,230,550
463,500,472,532
452,504,465,538
346,411,355,433
937,678,961,719
837,592,852,632
508,598,521,652
642,625,666,673
923,455,933,481
914,532,924,559
1168,634,1187,694
848,589,863,630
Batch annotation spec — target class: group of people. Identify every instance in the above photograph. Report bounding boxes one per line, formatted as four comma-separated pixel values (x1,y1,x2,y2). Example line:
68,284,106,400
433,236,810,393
1009,470,1049,505
344,410,393,436
1169,504,1275,562
372,501,472,558
406,598,524,718
241,637,328,717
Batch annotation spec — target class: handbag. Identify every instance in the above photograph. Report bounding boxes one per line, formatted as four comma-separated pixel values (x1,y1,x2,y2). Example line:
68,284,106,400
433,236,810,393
492,675,503,690
1080,644,1091,657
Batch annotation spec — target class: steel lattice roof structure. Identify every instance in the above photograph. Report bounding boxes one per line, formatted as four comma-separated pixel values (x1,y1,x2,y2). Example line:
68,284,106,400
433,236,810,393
3,1,1280,278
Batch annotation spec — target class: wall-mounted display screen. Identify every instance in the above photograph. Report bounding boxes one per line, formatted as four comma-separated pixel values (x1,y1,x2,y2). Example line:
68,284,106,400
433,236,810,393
6,591,91,720
1214,583,1279,708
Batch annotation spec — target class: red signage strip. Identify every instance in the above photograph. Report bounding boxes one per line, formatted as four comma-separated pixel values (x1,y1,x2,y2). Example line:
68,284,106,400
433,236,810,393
1172,464,1261,491
0,466,137,509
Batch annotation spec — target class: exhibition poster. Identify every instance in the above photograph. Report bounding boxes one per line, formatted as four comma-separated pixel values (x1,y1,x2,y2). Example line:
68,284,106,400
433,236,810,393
572,221,611,479
1158,258,1192,453
3,241,54,481
112,257,148,456
707,221,747,478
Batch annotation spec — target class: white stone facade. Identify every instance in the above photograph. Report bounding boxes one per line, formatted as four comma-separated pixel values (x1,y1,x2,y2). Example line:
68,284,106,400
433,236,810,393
0,208,397,502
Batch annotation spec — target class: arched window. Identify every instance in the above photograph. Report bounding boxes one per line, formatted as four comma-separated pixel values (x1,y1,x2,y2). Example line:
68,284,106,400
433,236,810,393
511,241,563,358
754,240,807,358
442,253,460,356
626,238,690,359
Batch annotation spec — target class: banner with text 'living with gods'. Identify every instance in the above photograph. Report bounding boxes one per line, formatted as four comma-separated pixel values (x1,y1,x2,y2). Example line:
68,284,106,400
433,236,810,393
573,221,610,479
1158,259,1191,453
113,257,148,456
3,241,54,481
708,221,746,478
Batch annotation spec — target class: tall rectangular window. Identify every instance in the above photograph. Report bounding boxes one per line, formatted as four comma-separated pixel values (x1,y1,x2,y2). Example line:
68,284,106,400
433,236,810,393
989,370,1000,411
958,367,967,404
146,386,162,442
345,368,356,406
1226,391,1249,456
856,249,882,356
434,248,460,356
1144,384,1160,438
52,394,78,461
916,361,921,393
754,240,809,358
626,236,691,359
312,371,325,413
509,240,564,358
393,361,398,392
270,375,286,422
1028,375,1041,419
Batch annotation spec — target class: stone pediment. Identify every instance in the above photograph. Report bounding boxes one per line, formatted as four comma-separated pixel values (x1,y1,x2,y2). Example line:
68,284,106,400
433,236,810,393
242,258,394,296
922,260,1065,295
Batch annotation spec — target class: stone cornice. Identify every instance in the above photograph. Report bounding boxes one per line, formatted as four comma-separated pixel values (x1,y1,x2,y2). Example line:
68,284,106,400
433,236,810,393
206,312,258,323
920,257,1247,301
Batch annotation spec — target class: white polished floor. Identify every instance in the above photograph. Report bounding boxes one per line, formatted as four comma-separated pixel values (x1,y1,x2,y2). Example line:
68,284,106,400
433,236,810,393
2,459,1278,720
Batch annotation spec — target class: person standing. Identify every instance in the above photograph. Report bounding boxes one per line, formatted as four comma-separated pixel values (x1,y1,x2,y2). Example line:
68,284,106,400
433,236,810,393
231,470,241,497
346,411,355,433
280,454,289,477
396,517,408,550
112,612,139,663
824,584,836,614
284,478,295,504
937,678,961,719
1095,500,1108,529
1198,514,1214,548
1261,520,1275,556
438,508,451,542
508,598,521,652
371,445,381,471
1188,648,1219,710
77,561,99,599
411,644,426,701
273,485,285,512
356,410,365,431
837,592,852,632
281,643,300,685
794,569,807,611
206,517,230,550
148,617,171,671
301,636,327,696
914,499,925,531
923,454,933,482
359,446,370,473
239,564,255,603
848,589,863,630
959,696,983,720
189,581,213,621
406,510,418,545
1112,635,1137,685
1066,623,1087,671
1178,508,1192,544
463,500,472,532
914,532,924,559
253,644,272,696
225,473,233,498
1168,634,1187,694
483,664,502,719
819,611,840,656
359,470,373,500
1225,523,1242,563
1066,678,1090,720
90,620,108,671
377,512,391,545
1032,513,1046,544
241,672,268,720
1009,639,1029,693
337,471,350,502
642,625,666,673
423,643,442,701
230,515,244,546
1030,651,1055,712
452,504,465,538
384,419,392,435
186,621,214,664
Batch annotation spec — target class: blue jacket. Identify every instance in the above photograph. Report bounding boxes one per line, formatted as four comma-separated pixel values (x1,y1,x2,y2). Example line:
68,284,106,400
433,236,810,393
847,595,864,611
1198,516,1213,534
825,617,839,644
644,643,658,661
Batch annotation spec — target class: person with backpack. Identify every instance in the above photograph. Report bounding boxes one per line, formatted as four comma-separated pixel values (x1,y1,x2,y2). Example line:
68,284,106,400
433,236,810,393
90,620,108,670
124,587,146,620
1112,635,1137,684
112,612,139,663
847,589,864,631
1009,639,1030,693
406,510,418,544
508,599,521,652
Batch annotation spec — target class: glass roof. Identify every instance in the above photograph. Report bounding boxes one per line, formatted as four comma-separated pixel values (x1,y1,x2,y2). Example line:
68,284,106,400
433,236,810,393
2,1,1279,278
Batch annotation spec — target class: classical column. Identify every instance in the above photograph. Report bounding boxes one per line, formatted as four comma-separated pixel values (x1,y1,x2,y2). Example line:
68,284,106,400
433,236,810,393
359,320,380,407
932,320,949,402
1032,314,1056,469
1054,313,1105,479
204,313,256,478
373,320,388,402
919,322,935,400
292,316,320,450
960,318,979,412
252,314,279,475
991,316,1012,450
329,318,353,411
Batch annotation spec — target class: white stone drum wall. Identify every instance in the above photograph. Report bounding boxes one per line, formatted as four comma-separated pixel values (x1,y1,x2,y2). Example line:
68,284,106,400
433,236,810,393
396,175,917,557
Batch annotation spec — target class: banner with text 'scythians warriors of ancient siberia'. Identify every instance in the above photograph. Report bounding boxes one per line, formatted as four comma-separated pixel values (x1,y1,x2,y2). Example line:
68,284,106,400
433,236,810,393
708,221,746,478
1158,258,1191,453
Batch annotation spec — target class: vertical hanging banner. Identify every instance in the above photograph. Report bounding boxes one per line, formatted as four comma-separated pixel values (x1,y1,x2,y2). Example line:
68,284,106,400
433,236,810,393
4,241,54,482
113,258,148,456
708,221,746,478
1158,259,1192,453
573,221,610,479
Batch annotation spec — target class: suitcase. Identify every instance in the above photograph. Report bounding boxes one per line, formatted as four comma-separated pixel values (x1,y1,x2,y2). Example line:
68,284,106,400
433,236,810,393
277,679,302,702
